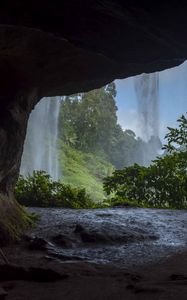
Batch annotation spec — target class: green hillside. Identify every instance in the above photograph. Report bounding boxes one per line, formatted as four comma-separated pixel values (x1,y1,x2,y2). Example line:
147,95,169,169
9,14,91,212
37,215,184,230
59,143,114,201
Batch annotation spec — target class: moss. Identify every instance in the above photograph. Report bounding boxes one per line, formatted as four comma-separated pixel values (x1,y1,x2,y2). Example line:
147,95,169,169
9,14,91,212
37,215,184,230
0,198,35,246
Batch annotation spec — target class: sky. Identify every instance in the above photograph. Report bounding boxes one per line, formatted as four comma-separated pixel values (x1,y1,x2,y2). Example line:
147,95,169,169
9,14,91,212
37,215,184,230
115,61,187,141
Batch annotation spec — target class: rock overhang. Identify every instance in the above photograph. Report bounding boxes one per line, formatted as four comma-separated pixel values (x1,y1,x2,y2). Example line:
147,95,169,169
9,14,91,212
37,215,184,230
0,1,187,99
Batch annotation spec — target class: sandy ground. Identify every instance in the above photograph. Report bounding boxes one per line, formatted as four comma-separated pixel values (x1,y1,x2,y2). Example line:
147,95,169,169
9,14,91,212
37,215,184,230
0,244,187,300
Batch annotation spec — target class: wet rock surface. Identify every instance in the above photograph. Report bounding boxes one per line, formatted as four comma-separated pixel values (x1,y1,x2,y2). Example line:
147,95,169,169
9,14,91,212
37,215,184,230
28,237,48,251
51,234,74,248
0,287,7,300
28,207,187,267
1,241,187,300
0,264,67,282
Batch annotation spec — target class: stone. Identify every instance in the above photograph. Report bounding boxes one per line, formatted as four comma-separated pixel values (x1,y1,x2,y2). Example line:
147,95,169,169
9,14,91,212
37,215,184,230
80,232,97,243
74,225,100,243
170,274,187,281
28,237,48,251
0,264,66,282
0,287,7,300
74,224,85,234
21,234,33,242
51,234,73,248
47,251,82,262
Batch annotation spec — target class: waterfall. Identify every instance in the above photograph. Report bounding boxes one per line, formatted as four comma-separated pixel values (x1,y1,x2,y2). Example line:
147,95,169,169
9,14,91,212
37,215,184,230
134,73,161,165
21,96,61,181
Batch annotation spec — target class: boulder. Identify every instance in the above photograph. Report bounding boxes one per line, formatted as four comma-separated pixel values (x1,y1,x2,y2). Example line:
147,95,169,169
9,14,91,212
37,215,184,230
51,234,74,248
28,237,48,251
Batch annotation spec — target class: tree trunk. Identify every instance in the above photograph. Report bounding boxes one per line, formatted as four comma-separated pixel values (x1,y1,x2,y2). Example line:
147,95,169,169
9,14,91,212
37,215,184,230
0,89,38,245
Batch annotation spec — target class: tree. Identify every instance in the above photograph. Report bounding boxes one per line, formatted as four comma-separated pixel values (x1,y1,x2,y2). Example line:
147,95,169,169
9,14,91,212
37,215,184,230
163,114,187,153
103,113,187,209
59,85,118,154
59,82,152,168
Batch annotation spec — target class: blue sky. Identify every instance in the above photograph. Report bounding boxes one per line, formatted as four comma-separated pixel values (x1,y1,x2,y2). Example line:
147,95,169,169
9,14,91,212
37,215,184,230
115,61,187,141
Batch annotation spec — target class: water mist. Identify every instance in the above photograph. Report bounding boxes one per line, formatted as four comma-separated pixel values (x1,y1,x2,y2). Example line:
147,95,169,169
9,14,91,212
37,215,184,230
21,96,61,181
134,73,161,165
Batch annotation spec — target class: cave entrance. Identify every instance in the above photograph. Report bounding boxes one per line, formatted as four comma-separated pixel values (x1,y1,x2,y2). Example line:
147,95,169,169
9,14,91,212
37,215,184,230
20,61,186,203
12,61,187,286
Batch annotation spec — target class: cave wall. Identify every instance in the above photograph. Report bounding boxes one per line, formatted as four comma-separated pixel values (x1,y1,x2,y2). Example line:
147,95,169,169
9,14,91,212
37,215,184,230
0,89,38,194
0,1,187,216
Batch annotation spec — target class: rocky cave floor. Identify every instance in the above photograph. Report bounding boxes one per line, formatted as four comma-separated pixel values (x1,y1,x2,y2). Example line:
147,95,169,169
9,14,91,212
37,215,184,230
0,207,187,299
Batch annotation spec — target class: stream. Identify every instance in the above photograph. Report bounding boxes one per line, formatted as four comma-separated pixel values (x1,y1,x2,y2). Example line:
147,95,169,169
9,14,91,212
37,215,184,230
29,207,187,268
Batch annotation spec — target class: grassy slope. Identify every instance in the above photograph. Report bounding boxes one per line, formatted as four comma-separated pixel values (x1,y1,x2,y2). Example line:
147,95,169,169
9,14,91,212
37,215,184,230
59,144,114,201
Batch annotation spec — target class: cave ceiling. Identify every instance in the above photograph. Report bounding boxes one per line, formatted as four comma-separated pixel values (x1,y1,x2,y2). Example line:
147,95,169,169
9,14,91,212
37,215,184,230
0,1,187,98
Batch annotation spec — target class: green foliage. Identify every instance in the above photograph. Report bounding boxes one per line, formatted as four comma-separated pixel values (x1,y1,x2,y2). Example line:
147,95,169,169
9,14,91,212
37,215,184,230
106,197,145,208
0,200,36,246
103,113,187,209
163,114,187,153
59,85,118,154
15,171,94,208
104,164,147,200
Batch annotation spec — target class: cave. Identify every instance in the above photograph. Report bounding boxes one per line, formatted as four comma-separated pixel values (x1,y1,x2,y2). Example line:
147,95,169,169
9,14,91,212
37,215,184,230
0,1,187,299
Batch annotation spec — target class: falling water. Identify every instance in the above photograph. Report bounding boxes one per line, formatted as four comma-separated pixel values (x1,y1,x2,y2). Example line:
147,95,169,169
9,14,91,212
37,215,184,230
134,73,161,165
20,96,61,181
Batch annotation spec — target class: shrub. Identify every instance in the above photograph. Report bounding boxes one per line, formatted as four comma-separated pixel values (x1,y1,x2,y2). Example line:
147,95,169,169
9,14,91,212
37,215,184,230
103,113,187,209
15,171,94,208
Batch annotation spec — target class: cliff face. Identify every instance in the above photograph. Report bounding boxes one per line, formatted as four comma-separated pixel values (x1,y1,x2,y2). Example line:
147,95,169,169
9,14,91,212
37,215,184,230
0,1,187,242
